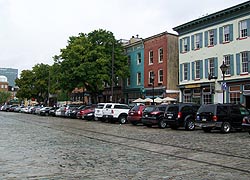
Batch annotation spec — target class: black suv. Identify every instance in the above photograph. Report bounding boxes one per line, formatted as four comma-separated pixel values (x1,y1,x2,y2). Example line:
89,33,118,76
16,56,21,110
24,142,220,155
164,103,200,130
195,103,249,133
141,104,168,128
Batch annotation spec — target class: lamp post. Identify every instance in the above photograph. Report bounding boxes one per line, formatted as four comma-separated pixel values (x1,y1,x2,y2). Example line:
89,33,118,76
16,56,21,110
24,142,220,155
151,72,155,105
110,42,114,102
220,61,228,104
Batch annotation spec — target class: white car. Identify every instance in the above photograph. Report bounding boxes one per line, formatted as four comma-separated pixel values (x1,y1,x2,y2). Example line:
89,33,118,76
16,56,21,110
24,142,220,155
94,103,106,121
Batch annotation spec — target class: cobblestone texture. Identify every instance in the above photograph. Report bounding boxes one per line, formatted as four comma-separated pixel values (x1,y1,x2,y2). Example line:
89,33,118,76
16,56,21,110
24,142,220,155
0,112,250,179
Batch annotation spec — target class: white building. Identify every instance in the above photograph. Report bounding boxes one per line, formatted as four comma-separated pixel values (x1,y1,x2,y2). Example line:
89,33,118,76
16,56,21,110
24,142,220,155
173,1,250,108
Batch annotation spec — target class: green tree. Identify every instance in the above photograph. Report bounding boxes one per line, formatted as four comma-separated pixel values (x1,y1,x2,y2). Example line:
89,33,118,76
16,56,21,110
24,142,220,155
56,29,129,102
15,63,50,103
0,91,11,104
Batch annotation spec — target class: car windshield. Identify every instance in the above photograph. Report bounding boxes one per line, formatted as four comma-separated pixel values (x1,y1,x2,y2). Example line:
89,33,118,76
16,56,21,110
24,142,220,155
143,106,156,112
97,104,105,109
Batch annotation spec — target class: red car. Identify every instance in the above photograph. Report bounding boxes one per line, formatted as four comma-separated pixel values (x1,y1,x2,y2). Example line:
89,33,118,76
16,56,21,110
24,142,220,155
77,105,96,120
127,104,145,125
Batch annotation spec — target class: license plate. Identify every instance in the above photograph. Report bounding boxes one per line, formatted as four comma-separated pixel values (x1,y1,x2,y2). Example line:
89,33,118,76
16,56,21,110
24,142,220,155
202,118,206,122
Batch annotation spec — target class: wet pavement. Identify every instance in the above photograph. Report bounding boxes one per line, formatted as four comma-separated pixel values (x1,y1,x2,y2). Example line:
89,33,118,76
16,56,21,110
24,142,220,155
1,111,250,179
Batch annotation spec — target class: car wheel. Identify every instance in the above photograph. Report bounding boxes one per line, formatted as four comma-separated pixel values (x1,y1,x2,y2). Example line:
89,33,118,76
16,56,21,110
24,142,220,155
119,115,127,124
202,127,212,133
159,119,167,129
221,122,231,133
185,120,195,131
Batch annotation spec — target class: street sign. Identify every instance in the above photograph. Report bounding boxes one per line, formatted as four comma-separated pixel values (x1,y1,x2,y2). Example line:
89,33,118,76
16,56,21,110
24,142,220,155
221,82,227,91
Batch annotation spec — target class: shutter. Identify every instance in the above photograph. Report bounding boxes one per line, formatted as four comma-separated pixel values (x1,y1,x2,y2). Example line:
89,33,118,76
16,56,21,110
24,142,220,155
236,53,241,75
248,51,250,73
179,39,183,53
230,54,234,76
187,37,190,51
187,63,190,81
205,31,208,47
191,35,194,50
180,64,183,82
200,60,203,79
247,19,250,36
214,29,217,45
205,59,208,78
219,27,223,44
192,62,195,80
238,22,240,38
214,57,218,77
229,24,233,41
200,32,203,48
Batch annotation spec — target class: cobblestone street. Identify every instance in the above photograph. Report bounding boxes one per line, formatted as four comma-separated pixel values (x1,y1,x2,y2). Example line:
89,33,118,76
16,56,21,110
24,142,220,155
1,111,250,180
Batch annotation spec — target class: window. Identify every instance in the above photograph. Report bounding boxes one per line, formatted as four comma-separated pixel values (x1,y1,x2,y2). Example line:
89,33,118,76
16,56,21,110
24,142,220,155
149,71,154,84
195,34,201,49
195,61,201,79
137,72,141,85
239,20,248,38
149,50,153,64
229,86,240,104
208,30,214,46
127,77,130,86
183,38,188,52
209,58,215,76
183,63,188,81
137,53,141,64
158,69,163,83
242,52,249,73
127,55,131,66
158,48,163,63
224,25,230,42
223,55,231,75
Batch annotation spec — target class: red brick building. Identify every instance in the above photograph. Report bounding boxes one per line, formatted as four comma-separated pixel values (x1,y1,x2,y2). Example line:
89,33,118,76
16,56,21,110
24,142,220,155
144,31,179,100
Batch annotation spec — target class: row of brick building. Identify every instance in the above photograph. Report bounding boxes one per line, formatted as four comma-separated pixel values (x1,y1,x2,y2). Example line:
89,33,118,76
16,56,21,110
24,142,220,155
94,1,250,108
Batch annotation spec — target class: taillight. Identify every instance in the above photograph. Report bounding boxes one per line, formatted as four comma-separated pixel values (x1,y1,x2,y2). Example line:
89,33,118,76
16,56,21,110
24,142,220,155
212,115,218,121
138,111,141,115
243,118,246,123
177,112,182,118
111,109,114,114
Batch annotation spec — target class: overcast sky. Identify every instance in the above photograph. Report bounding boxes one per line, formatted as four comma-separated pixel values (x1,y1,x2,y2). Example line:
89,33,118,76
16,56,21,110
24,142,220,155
0,0,247,74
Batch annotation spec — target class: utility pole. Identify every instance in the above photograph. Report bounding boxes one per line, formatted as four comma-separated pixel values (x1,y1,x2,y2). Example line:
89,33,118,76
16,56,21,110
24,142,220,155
111,42,114,102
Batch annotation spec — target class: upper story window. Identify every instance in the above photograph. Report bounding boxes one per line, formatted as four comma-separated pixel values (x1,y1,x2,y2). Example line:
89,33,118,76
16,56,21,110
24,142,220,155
223,55,231,75
195,60,201,79
239,20,248,38
183,38,188,52
224,25,230,42
137,53,141,64
183,63,189,81
195,34,201,49
208,30,214,46
242,52,249,73
149,71,154,84
127,55,131,66
149,50,153,64
158,48,163,63
219,24,233,43
137,72,141,85
209,58,215,76
158,69,163,83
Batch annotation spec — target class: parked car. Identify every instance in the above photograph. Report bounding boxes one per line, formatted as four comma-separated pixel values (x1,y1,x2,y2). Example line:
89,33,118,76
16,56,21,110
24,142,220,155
164,103,200,130
39,107,52,116
141,104,168,128
242,116,250,135
81,106,97,120
127,104,145,125
69,105,86,118
102,103,130,124
49,107,59,116
65,104,80,117
8,104,19,112
94,103,106,121
195,103,250,133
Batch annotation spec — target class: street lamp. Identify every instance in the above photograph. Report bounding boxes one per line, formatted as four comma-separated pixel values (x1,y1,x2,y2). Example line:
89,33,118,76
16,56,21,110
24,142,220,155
220,61,228,104
151,72,155,105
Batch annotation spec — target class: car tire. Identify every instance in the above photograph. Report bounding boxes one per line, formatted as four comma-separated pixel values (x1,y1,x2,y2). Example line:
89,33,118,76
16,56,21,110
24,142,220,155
185,120,195,131
119,115,127,124
202,127,212,133
221,122,231,133
158,119,167,129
